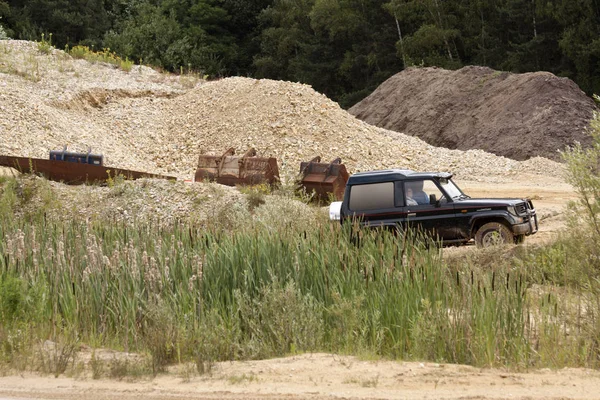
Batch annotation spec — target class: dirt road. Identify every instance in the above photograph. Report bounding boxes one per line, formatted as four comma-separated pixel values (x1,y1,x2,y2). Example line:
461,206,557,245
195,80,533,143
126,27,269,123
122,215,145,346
1,353,599,400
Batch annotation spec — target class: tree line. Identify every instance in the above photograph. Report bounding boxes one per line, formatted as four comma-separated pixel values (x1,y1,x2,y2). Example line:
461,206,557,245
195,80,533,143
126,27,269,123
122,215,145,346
1,0,599,108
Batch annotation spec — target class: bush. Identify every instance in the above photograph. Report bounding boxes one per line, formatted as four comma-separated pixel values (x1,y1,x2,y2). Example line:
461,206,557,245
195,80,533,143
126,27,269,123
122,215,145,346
69,45,135,72
554,99,600,281
0,18,8,40
235,280,323,358
37,33,53,54
0,276,25,323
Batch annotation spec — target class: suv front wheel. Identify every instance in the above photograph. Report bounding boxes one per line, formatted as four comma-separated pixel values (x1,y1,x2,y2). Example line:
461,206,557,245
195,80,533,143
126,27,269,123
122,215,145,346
475,222,514,247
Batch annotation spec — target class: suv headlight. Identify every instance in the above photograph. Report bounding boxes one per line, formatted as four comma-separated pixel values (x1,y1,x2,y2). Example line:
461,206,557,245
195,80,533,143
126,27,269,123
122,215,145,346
507,206,524,223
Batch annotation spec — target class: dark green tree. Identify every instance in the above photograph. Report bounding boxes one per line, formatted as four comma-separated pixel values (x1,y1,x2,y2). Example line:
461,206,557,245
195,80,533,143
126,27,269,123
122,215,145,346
104,0,237,75
6,0,111,47
255,0,401,107
552,0,600,94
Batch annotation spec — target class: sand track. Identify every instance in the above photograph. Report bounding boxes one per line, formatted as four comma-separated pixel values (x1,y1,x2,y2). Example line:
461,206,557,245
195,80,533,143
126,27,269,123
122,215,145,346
1,354,599,400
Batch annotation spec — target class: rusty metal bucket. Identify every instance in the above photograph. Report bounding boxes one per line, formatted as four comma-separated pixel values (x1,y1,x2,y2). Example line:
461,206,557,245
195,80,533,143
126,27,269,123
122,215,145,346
0,155,176,185
297,156,349,201
194,148,280,187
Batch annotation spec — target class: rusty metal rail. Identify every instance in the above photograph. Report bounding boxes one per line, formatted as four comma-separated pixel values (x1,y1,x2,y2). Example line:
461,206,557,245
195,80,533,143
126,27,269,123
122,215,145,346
195,148,280,187
298,156,349,202
0,155,176,185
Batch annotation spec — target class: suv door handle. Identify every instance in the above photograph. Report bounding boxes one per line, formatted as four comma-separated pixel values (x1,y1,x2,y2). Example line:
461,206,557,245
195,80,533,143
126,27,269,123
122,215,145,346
408,213,416,217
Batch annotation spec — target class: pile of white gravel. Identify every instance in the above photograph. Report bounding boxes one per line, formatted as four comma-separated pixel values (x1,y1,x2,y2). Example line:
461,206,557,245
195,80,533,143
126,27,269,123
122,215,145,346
0,40,564,189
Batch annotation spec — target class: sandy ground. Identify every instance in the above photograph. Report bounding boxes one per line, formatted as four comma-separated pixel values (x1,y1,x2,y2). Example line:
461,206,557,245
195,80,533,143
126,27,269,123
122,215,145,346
1,353,600,400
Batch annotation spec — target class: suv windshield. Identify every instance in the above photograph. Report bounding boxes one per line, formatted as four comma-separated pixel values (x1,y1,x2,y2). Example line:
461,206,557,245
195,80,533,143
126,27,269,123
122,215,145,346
439,178,468,199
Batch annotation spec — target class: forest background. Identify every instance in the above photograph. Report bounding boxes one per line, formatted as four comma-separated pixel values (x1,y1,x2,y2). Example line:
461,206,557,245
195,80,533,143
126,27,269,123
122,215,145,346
0,0,599,109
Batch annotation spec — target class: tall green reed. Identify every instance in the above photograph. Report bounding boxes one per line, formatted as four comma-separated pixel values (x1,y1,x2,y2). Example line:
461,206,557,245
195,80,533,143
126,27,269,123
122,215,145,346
0,181,598,369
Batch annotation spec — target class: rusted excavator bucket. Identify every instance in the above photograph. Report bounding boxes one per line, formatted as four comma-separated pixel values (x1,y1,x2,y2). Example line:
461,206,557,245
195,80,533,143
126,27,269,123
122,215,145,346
194,148,280,187
0,155,176,185
298,157,349,202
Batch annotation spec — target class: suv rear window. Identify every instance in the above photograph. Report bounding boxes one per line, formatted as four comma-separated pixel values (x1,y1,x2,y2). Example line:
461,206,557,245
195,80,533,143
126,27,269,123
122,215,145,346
349,182,394,210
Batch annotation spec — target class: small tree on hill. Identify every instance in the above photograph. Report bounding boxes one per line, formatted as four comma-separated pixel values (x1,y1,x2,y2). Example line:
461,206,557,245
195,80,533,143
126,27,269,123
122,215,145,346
0,17,9,40
562,95,600,246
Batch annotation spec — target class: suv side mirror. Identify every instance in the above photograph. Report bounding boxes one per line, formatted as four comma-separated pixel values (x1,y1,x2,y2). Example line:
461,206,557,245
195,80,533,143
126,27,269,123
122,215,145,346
429,194,439,206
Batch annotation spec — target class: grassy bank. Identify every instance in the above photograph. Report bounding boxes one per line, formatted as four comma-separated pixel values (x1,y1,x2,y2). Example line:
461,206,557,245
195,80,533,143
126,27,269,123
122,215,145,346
0,176,599,377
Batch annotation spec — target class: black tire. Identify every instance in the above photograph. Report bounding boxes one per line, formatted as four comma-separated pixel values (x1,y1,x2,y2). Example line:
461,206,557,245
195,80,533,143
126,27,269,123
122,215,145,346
475,222,514,248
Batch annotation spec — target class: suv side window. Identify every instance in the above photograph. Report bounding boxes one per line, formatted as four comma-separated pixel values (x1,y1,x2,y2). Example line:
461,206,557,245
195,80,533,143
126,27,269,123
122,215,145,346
349,182,394,210
405,180,446,206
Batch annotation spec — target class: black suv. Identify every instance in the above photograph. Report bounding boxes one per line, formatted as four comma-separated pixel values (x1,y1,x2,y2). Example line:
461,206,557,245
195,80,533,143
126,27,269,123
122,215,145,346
336,169,538,247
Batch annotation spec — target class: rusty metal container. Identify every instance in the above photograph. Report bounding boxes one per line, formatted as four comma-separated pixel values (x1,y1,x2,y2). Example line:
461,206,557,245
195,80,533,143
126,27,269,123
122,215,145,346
298,156,349,201
194,148,280,187
0,155,176,185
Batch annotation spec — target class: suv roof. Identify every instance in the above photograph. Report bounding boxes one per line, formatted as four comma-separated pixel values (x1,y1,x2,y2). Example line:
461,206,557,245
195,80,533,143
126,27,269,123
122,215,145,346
347,169,453,185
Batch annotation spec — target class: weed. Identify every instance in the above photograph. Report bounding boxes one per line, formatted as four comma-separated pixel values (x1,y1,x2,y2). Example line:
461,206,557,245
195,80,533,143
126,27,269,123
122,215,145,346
343,375,379,387
90,350,104,379
239,184,269,212
37,33,53,55
109,357,130,379
69,45,135,72
143,302,179,375
120,57,134,72
179,71,203,89
39,339,78,378
108,357,152,381
228,373,257,384
0,276,25,323
178,362,197,382
235,280,323,358
107,174,127,196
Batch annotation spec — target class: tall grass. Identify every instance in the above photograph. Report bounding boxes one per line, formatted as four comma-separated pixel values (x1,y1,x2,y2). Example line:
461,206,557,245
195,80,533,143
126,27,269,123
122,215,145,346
1,177,598,373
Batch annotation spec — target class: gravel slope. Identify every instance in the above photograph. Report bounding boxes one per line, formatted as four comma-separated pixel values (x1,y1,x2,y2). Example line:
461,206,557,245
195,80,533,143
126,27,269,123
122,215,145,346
0,41,564,186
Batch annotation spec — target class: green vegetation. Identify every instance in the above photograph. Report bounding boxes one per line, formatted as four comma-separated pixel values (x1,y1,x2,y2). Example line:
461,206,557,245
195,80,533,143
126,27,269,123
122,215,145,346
1,1,600,107
0,16,8,40
68,45,133,72
3,106,600,376
1,202,590,374
36,32,52,54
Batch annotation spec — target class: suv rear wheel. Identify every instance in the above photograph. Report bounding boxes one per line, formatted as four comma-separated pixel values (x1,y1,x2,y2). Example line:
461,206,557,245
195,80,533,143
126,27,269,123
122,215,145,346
475,222,514,247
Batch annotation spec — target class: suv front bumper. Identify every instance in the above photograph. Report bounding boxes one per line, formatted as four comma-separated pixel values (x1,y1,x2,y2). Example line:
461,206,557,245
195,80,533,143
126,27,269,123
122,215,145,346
513,201,538,235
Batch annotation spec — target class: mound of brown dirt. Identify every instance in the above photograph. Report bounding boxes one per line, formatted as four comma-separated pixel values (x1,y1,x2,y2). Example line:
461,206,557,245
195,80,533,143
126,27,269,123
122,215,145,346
349,66,597,161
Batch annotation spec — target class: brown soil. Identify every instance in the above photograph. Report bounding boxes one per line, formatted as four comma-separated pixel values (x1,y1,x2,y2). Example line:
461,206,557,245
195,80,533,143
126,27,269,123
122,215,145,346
1,353,599,400
349,66,597,161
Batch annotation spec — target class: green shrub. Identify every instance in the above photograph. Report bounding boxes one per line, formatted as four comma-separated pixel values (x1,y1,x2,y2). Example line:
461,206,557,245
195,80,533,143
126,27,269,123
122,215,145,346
37,33,53,54
69,45,135,72
142,301,179,375
235,280,323,358
0,276,25,323
0,22,8,40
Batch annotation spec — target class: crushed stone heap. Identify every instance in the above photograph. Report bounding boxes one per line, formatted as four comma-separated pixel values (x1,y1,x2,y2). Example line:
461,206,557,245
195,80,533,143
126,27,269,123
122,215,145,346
153,77,563,181
349,66,597,161
0,41,564,183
